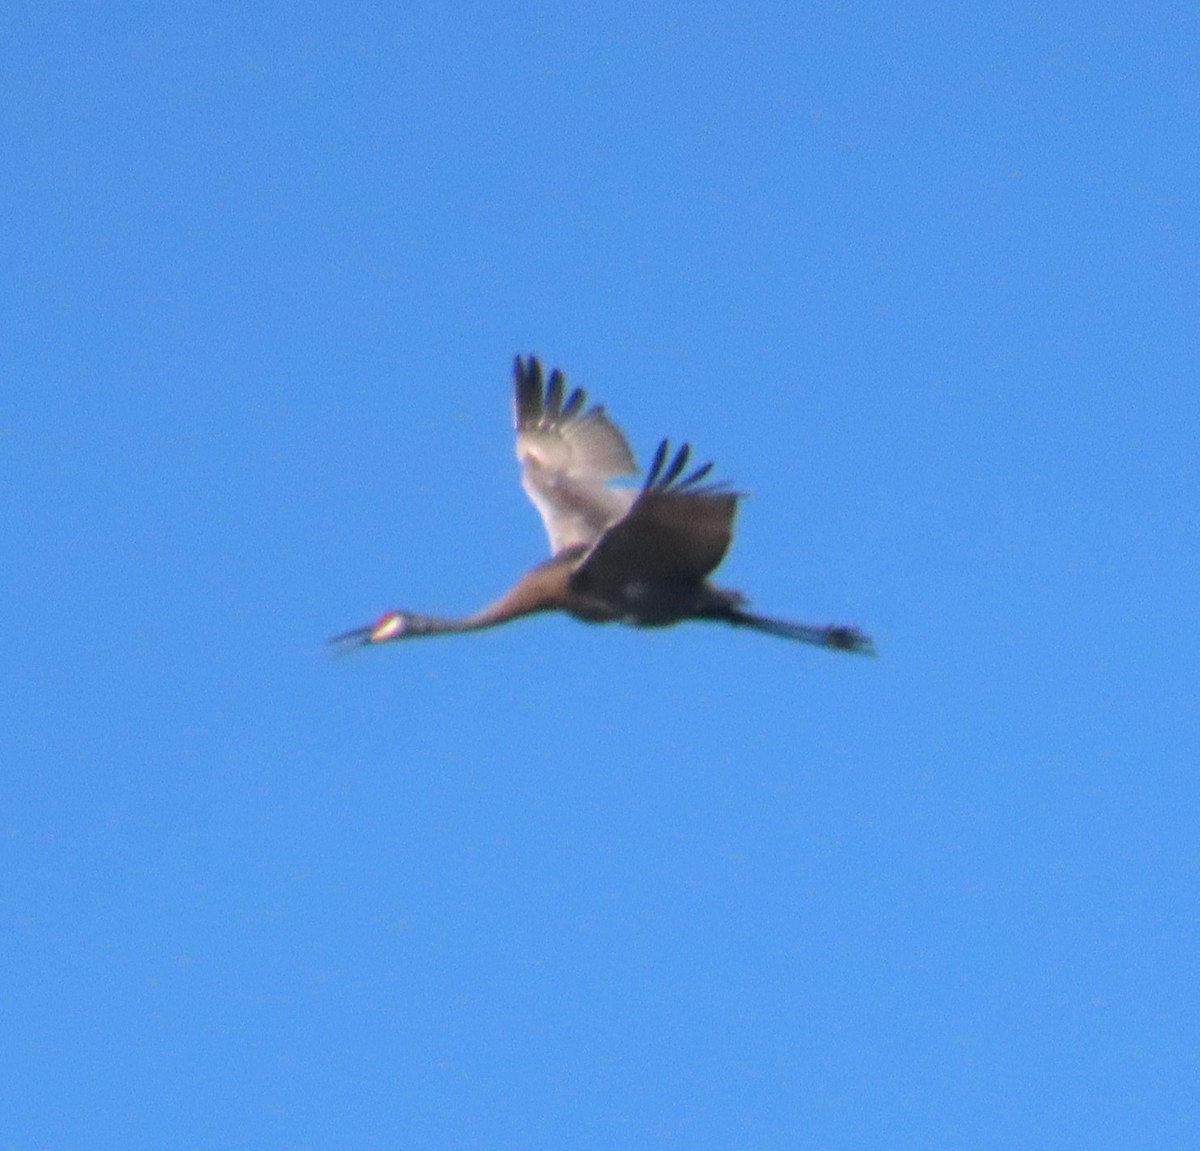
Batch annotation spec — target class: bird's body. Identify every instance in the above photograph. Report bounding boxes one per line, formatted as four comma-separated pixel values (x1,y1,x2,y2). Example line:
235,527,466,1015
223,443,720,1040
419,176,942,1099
333,356,873,654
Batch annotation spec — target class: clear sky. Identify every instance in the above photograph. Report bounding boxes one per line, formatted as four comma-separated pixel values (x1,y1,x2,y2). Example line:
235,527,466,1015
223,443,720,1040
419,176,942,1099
4,3,1197,1148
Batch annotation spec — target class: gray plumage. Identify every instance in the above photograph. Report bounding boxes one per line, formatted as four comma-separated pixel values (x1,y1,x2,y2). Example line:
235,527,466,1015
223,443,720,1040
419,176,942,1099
332,355,874,655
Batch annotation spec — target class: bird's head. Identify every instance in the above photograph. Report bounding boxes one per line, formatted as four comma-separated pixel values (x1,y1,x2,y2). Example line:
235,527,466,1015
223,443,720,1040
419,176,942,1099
329,610,412,652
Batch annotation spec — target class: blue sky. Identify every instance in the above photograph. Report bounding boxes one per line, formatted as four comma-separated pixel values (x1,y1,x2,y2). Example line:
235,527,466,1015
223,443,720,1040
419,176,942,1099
4,3,1196,1147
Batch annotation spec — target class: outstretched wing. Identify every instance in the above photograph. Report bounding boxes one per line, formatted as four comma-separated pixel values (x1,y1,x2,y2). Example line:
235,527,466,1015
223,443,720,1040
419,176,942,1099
513,355,640,555
569,441,740,598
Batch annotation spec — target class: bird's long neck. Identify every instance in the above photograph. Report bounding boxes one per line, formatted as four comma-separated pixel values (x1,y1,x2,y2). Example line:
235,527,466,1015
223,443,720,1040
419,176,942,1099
396,603,546,639
469,555,575,626
401,612,494,637
402,558,573,638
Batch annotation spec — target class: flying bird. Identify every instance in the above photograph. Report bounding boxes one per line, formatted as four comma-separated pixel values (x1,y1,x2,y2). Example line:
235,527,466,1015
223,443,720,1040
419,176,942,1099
332,355,874,654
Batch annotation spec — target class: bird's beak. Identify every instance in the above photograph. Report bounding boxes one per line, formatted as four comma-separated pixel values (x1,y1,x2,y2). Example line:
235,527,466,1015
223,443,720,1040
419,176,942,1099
328,611,405,653
328,623,374,654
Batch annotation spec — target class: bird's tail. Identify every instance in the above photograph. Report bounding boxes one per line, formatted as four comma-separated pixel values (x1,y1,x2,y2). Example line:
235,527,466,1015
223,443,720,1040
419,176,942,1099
726,609,876,655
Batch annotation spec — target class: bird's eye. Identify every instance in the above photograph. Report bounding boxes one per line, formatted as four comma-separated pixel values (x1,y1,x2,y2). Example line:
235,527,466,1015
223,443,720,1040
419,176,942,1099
370,612,404,642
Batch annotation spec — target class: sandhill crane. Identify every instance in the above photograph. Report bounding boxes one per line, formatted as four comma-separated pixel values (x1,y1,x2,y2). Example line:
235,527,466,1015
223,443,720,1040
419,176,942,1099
332,355,874,654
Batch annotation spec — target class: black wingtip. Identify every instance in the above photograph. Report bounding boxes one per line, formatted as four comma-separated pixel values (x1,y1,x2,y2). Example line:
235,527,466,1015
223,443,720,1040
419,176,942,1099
644,439,669,489
658,443,691,487
545,367,565,417
560,387,586,420
678,460,714,488
514,354,545,428
642,439,723,493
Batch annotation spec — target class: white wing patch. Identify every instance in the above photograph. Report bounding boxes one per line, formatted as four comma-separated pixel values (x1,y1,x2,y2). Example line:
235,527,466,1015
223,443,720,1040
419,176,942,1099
513,357,640,554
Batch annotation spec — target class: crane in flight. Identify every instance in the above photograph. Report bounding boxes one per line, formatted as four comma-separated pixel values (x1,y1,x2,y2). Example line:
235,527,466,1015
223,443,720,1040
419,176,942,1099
332,356,874,655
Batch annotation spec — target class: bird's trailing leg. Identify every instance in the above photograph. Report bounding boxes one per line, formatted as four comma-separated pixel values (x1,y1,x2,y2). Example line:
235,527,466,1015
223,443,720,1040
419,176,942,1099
726,609,876,655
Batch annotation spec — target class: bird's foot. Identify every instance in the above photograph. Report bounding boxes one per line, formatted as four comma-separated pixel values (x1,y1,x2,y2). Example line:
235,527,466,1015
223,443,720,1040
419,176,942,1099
824,625,876,655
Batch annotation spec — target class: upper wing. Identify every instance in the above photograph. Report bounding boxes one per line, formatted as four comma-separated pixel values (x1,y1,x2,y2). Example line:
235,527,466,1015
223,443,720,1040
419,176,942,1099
513,355,640,555
569,441,740,598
